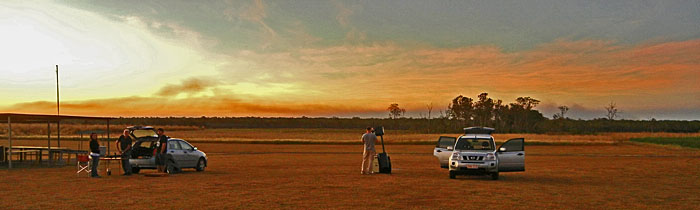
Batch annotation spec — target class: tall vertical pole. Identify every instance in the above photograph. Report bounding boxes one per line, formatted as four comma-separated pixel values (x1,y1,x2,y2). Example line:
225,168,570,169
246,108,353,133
56,65,60,148
107,120,110,155
48,122,51,165
8,116,12,169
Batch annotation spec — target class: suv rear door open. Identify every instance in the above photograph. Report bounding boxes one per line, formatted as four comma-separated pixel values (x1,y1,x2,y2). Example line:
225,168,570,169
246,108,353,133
497,138,525,172
434,136,456,168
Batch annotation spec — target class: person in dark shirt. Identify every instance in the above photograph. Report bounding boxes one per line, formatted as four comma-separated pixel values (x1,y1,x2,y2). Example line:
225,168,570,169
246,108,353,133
156,128,168,173
116,129,133,176
89,133,101,178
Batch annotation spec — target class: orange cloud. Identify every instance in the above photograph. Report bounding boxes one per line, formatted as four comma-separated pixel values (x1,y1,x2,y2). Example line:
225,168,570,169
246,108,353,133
156,77,218,96
3,96,378,117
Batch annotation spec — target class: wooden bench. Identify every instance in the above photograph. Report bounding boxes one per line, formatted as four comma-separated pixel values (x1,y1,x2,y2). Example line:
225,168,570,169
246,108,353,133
6,149,41,165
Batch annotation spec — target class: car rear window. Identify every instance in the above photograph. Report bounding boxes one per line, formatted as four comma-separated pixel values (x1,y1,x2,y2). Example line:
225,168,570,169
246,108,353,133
132,130,157,138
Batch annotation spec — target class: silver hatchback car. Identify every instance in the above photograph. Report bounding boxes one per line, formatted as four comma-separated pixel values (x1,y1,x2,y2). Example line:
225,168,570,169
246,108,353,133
127,127,207,174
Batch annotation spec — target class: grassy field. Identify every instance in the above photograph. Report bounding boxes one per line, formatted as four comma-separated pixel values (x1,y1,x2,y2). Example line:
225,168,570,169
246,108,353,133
3,127,700,145
631,137,700,149
1,143,699,209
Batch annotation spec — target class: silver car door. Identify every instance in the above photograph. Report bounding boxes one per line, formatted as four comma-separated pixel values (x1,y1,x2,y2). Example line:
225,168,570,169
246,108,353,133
497,138,525,172
177,140,197,167
434,136,456,167
167,140,184,166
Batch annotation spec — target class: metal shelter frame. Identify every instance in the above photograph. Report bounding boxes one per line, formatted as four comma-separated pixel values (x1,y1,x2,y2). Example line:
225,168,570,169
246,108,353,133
0,113,115,169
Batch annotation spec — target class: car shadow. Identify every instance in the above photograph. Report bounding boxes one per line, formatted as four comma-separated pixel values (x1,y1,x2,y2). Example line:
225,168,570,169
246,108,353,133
452,173,577,184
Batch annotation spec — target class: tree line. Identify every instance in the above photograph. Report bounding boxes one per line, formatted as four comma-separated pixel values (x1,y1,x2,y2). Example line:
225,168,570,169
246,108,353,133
56,92,699,134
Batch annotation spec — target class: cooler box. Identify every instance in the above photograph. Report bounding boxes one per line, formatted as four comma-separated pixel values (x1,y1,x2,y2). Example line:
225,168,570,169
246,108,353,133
99,146,107,156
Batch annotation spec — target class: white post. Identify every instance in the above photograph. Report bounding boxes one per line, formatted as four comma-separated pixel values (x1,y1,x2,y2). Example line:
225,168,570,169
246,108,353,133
8,116,12,169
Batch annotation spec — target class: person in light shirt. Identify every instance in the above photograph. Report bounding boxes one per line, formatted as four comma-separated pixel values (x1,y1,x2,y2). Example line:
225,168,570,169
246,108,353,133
360,127,377,175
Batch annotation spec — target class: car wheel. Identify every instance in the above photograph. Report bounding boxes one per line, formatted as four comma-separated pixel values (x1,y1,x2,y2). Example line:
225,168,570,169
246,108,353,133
131,167,140,174
165,164,176,174
196,158,206,172
449,171,456,179
491,172,499,180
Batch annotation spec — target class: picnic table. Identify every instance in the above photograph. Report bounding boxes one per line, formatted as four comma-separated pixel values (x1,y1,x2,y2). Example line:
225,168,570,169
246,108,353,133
3,146,88,165
97,155,123,175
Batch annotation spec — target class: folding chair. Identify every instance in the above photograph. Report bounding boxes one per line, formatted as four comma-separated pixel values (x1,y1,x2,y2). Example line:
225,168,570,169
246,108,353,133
76,154,91,176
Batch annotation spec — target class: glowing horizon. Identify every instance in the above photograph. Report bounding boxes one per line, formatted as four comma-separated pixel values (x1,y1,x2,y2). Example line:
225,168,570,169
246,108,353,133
1,1,698,120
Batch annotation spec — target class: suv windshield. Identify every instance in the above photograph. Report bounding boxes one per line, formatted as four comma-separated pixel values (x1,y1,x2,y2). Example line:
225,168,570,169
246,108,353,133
132,129,157,138
455,138,495,150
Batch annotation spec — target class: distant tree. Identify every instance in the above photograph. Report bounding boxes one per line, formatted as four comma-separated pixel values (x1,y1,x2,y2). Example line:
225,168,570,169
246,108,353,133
493,99,506,130
553,106,569,119
426,103,434,119
508,96,543,132
426,102,434,132
387,103,406,119
605,102,618,120
516,97,540,110
474,93,495,126
447,95,474,122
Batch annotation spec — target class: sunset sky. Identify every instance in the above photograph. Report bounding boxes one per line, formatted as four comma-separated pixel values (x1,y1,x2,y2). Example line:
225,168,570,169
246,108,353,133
1,0,698,119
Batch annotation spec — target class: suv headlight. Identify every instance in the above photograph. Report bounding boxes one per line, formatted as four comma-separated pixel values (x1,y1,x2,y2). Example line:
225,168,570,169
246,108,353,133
486,153,495,160
451,153,460,160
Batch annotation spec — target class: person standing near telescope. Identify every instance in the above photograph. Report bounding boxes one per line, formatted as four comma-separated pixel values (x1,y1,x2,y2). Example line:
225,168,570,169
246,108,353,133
361,127,377,175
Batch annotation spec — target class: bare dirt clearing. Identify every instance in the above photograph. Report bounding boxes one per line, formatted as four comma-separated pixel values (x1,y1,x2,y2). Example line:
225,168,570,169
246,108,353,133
1,143,699,209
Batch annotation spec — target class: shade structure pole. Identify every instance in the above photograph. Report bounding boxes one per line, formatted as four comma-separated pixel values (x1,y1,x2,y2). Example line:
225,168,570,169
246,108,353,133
56,65,60,148
107,120,110,155
8,116,12,169
48,121,51,165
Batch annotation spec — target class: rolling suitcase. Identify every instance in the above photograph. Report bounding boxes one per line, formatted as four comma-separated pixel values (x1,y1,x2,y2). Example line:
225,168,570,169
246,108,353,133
374,126,391,174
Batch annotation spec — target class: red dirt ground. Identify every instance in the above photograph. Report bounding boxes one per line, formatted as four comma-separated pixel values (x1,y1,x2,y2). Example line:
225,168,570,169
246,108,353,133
1,143,699,209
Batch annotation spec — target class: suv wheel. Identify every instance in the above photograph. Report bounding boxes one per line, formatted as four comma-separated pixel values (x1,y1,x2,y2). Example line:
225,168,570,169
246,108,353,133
449,171,456,179
196,158,206,172
131,167,140,174
491,172,499,180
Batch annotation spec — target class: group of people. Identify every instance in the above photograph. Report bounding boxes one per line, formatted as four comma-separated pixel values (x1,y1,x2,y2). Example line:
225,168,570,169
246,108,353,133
88,126,377,178
87,128,170,178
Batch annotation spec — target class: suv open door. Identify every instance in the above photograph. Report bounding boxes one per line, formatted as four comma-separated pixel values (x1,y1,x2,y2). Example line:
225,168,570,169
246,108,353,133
434,136,457,168
497,138,525,172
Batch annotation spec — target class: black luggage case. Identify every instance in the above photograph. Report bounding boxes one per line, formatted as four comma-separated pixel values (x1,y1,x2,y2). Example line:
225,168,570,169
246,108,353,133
377,151,391,174
374,126,391,174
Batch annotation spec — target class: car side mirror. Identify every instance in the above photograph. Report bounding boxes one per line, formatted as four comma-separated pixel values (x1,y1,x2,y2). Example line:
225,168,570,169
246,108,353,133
499,147,507,152
447,146,454,150
193,147,198,151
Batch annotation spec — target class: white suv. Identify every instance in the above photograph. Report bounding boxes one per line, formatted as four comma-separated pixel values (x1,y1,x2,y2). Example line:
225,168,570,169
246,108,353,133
433,127,525,180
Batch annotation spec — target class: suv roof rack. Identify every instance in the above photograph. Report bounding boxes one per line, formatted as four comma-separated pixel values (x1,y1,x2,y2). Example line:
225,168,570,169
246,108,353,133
464,127,495,134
